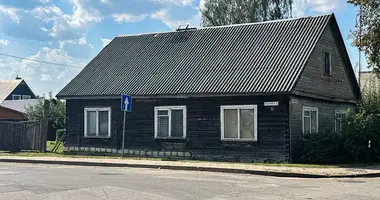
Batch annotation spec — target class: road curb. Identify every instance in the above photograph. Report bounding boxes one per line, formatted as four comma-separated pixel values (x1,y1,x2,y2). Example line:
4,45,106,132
1,158,380,178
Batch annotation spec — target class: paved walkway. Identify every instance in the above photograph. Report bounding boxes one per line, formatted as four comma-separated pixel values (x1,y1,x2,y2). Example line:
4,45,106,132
0,156,379,178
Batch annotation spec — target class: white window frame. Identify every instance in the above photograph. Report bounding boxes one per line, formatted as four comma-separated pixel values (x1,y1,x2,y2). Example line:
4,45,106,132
12,94,21,100
302,106,319,134
22,95,31,100
84,107,111,138
154,106,187,139
220,105,258,141
335,109,347,132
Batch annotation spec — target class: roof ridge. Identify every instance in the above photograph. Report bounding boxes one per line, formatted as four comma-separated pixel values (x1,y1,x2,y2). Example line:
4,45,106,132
116,13,333,38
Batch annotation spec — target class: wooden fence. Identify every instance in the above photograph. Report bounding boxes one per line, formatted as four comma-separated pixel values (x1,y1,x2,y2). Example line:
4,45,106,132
0,121,45,152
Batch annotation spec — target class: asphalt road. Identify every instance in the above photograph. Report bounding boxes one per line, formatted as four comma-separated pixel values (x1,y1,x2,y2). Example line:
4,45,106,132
0,163,379,200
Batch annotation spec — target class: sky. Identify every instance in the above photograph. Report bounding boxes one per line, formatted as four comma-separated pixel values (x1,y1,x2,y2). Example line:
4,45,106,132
0,0,364,97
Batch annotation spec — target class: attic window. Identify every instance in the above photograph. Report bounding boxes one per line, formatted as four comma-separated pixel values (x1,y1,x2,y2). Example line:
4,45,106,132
22,95,31,100
12,94,21,100
324,52,331,76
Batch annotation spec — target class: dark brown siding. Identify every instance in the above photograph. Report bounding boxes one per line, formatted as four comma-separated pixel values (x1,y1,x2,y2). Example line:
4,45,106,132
294,23,357,101
0,107,25,121
289,96,356,161
66,95,290,162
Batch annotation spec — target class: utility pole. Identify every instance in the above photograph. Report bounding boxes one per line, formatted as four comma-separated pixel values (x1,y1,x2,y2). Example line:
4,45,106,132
41,100,49,152
358,2,363,91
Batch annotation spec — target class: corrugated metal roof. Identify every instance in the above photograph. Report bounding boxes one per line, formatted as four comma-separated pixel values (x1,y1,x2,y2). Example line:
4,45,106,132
0,80,22,103
57,14,333,98
0,99,41,113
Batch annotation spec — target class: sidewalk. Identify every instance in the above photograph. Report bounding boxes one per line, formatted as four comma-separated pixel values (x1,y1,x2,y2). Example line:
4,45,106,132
1,156,380,178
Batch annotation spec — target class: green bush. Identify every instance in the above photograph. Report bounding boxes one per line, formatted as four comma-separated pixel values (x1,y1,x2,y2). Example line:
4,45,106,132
299,110,380,164
298,132,344,164
299,113,380,164
342,112,380,162
299,82,380,164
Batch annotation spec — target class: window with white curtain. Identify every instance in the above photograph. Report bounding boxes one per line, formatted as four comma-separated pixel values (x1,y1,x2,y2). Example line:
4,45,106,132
84,107,111,138
221,105,257,141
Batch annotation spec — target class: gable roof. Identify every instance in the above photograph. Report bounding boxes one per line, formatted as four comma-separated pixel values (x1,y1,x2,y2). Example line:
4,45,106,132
0,99,41,113
0,80,22,102
57,14,336,98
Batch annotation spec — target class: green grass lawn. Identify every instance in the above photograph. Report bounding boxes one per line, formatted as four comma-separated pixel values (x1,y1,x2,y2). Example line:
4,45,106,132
46,141,64,153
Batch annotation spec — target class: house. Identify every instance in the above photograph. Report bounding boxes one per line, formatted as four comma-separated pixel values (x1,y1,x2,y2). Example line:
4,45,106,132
57,14,360,162
360,71,379,91
0,99,40,121
0,77,36,102
0,77,38,121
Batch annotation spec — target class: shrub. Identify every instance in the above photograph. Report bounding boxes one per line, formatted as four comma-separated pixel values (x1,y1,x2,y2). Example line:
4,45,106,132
299,81,380,164
298,132,344,164
299,111,380,164
342,112,380,162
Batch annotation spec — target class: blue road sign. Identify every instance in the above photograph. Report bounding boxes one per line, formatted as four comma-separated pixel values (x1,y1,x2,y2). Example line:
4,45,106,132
121,94,132,112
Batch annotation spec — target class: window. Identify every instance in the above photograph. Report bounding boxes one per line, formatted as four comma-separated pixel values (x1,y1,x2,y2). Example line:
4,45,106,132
303,107,318,134
84,107,111,138
12,94,21,100
335,109,347,133
154,106,186,138
324,52,331,75
22,95,31,100
221,105,258,141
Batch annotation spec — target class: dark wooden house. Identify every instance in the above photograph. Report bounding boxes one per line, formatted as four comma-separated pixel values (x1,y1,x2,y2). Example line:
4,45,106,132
57,14,360,162
0,78,36,103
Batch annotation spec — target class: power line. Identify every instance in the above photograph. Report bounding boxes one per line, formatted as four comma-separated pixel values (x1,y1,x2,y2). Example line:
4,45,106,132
0,52,83,69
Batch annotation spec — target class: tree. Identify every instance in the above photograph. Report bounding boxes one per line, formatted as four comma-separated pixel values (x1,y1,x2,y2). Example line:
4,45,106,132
348,0,380,74
200,0,293,27
24,92,65,130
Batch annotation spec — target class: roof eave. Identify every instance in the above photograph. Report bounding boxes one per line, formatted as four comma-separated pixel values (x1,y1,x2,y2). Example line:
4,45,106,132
57,92,292,100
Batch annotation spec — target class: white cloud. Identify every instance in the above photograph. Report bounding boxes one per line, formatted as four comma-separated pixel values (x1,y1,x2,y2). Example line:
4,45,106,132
0,46,87,95
112,13,148,23
78,36,87,45
100,0,111,4
32,0,102,39
0,5,20,24
69,0,102,27
293,0,340,17
0,39,9,47
150,0,194,7
59,40,76,49
101,38,112,47
151,9,200,30
40,0,51,3
40,27,48,32
40,74,52,81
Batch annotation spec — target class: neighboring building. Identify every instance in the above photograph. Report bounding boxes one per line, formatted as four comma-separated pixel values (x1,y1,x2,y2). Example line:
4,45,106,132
0,77,36,103
360,71,380,91
0,99,40,121
57,14,360,162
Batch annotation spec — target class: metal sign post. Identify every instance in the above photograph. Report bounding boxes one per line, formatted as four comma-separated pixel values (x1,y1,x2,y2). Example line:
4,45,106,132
122,110,126,158
121,94,132,158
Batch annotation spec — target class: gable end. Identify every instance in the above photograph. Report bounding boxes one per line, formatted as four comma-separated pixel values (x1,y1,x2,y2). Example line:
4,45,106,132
292,14,360,102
